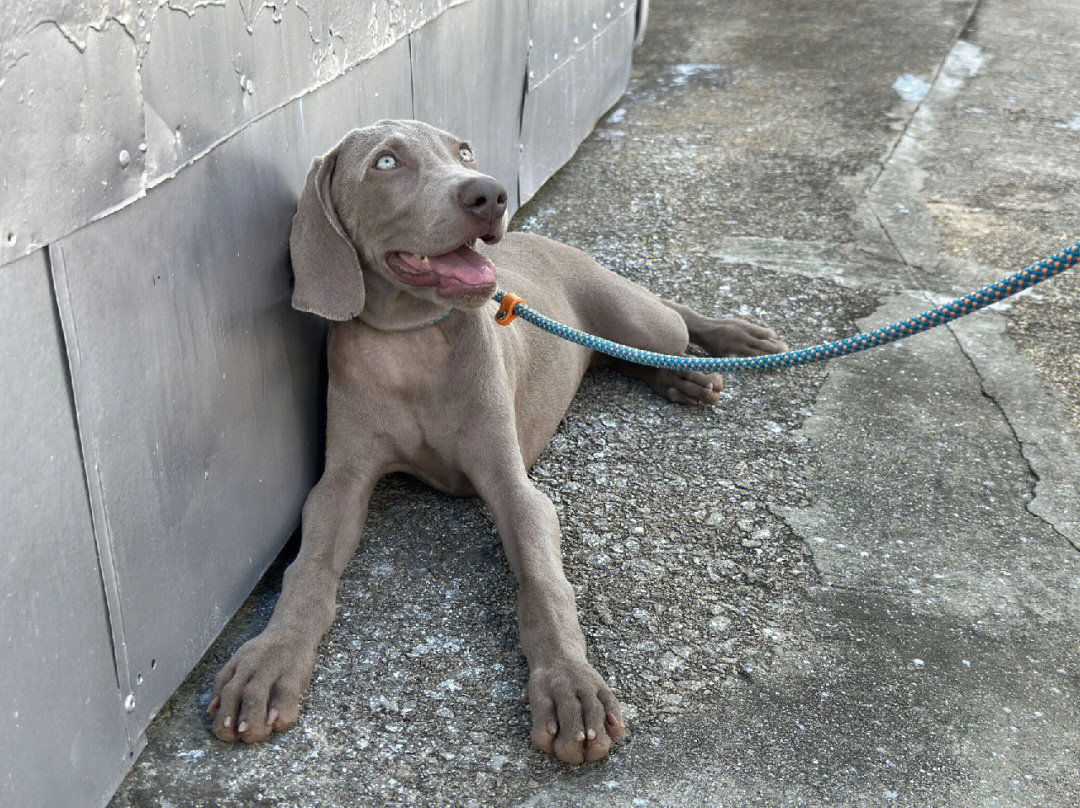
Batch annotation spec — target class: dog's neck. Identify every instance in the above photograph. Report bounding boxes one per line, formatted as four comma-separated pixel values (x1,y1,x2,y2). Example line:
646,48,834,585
357,268,455,331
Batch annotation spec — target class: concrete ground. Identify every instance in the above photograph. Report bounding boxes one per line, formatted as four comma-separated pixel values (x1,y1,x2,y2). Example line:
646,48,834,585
111,0,1080,805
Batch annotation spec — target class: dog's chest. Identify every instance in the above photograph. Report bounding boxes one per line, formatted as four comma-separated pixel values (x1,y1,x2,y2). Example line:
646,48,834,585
329,320,493,493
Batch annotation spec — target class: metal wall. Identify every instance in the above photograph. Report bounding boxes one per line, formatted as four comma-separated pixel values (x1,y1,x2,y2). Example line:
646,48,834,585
0,248,132,808
0,1,646,805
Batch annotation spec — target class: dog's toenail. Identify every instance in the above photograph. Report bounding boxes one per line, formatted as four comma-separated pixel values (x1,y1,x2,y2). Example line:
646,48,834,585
268,708,278,726
223,717,232,728
238,721,248,733
547,721,557,736
575,730,586,742
586,728,596,741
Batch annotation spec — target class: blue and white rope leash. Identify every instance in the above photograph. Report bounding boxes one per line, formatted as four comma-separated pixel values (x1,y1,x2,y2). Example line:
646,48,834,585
492,240,1080,373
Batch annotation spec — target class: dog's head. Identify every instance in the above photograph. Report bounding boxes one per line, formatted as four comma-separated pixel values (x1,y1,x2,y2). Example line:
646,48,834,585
289,120,508,321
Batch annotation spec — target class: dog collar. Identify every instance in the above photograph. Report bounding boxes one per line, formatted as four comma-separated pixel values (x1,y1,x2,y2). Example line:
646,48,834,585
359,308,454,333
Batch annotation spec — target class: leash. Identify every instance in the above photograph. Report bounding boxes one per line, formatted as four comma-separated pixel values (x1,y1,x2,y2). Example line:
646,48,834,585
491,240,1079,373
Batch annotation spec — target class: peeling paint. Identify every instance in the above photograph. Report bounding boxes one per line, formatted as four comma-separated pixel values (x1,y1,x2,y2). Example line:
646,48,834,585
1,0,638,269
2,0,514,268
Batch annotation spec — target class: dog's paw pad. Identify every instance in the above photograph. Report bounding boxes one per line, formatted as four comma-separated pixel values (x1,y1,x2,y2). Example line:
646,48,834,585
527,660,624,765
209,631,311,744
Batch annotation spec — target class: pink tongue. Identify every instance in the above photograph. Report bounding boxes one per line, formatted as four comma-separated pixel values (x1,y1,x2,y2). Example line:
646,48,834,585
427,244,496,288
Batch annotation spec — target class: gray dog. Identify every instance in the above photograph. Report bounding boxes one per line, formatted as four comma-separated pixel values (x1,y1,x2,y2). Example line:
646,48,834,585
208,119,787,764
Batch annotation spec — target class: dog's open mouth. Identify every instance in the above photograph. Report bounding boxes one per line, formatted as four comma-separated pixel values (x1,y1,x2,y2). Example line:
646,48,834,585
385,241,497,298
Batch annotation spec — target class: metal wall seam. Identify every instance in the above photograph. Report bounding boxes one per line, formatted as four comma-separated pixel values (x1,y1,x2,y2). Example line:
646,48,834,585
519,2,635,200
48,240,140,752
0,247,134,808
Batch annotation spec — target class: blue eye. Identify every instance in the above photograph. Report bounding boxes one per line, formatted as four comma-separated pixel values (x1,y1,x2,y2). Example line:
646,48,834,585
459,145,475,162
374,153,399,170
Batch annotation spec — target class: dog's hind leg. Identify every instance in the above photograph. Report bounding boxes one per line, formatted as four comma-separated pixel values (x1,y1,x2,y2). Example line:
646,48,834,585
571,268,729,405
661,298,787,358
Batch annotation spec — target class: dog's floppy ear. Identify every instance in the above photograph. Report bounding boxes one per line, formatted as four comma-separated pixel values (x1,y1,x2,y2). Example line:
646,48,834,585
289,150,366,320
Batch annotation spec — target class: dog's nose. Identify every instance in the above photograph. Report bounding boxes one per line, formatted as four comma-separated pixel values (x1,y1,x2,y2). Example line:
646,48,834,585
458,176,508,223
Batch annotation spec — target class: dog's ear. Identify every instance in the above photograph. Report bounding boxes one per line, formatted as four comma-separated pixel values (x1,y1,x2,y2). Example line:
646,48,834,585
289,150,366,320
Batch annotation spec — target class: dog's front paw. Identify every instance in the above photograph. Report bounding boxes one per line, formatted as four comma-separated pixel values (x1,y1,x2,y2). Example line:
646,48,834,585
208,628,316,743
526,659,625,764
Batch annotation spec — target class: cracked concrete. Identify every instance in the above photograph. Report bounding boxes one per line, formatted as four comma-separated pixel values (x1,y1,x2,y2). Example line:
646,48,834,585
946,311,1080,547
866,37,987,270
109,0,1079,805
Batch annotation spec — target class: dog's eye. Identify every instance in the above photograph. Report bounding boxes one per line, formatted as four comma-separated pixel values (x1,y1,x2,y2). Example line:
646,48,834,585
374,153,399,170
459,145,475,162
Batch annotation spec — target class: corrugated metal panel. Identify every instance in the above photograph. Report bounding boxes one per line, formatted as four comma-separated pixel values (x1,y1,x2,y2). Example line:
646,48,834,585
0,249,132,808
409,0,529,207
48,112,324,741
520,0,635,200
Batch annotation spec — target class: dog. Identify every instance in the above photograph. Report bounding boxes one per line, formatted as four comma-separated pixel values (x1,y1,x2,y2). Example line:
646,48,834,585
208,119,787,764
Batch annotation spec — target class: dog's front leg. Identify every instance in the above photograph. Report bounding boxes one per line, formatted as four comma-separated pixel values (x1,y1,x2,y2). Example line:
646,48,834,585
209,464,379,743
470,455,626,764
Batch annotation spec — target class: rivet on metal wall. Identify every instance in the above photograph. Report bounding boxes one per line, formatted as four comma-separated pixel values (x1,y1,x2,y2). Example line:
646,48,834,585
118,150,131,168
123,693,136,712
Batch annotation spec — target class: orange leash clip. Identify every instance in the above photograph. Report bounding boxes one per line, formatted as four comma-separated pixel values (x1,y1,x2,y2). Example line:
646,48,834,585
494,293,526,326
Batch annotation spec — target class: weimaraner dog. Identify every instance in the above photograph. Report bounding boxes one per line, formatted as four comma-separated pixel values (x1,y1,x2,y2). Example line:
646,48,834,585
209,119,786,764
